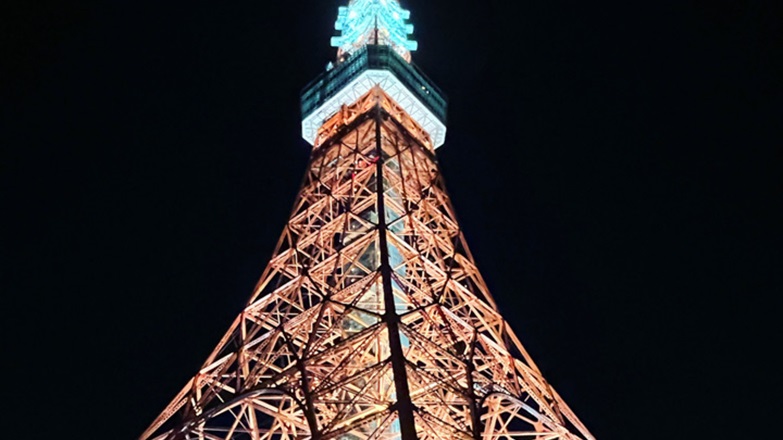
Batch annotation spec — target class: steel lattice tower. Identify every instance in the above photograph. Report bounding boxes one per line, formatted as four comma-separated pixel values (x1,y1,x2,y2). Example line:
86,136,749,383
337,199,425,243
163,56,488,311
140,2,594,439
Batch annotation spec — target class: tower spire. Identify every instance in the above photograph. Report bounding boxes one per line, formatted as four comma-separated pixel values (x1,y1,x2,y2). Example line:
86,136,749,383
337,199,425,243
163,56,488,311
332,0,417,62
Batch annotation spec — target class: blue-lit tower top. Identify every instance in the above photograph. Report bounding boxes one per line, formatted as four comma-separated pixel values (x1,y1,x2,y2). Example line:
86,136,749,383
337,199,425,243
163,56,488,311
301,0,447,148
331,0,418,62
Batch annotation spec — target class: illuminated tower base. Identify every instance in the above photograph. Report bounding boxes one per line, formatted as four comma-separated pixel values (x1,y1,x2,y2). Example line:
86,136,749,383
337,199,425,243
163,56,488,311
140,2,594,439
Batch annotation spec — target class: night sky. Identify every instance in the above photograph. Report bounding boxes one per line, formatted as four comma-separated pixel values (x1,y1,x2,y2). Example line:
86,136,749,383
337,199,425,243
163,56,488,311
4,0,780,438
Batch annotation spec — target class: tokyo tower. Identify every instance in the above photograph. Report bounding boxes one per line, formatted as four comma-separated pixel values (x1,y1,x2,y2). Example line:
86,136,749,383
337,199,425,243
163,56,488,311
140,1,594,439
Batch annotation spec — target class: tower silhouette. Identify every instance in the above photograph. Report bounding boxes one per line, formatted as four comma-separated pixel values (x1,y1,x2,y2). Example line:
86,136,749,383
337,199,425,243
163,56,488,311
140,2,594,439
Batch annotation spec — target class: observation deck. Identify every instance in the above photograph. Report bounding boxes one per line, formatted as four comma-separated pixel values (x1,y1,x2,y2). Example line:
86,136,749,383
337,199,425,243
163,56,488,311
300,45,448,148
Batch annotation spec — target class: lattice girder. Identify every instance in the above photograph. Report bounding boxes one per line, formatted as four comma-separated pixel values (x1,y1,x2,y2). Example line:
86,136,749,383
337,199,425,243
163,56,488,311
141,87,593,440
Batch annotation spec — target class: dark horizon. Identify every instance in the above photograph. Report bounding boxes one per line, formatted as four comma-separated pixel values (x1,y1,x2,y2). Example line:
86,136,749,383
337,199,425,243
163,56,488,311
4,0,779,438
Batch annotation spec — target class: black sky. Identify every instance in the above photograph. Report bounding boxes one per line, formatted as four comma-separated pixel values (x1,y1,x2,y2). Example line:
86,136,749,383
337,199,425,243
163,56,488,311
3,0,781,438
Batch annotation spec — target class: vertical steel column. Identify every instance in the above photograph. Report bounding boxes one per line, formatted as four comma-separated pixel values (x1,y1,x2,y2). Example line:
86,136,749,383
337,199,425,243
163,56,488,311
375,104,418,440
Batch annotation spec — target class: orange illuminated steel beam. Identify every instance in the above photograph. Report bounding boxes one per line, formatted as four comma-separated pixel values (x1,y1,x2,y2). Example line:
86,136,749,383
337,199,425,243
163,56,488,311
140,86,594,440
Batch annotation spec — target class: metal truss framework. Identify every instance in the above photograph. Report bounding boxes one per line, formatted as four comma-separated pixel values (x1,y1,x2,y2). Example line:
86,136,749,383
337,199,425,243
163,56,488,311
140,87,594,440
